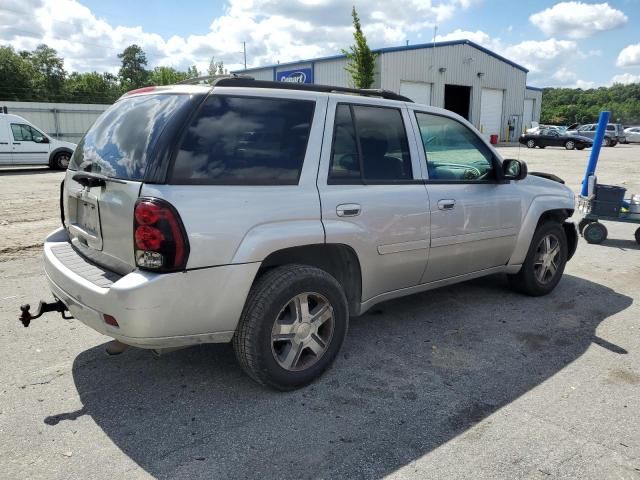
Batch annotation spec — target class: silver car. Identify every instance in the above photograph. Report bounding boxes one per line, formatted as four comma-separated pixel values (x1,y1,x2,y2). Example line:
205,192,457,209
624,126,640,143
29,78,578,390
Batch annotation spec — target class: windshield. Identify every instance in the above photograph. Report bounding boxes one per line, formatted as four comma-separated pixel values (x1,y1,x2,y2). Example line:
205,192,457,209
69,94,192,181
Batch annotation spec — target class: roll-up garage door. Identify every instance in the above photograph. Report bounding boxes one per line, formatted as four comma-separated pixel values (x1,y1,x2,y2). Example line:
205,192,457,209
400,81,432,106
480,88,504,140
523,99,534,131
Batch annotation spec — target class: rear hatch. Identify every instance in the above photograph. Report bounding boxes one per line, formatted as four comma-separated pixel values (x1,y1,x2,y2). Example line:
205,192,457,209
63,90,203,274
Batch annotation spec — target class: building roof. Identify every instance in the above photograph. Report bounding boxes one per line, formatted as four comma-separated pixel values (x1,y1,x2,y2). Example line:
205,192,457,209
526,86,544,92
234,39,529,74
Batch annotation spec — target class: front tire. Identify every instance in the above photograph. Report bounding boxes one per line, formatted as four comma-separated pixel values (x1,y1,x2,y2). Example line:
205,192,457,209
565,140,575,150
508,222,568,296
526,139,536,149
233,265,349,390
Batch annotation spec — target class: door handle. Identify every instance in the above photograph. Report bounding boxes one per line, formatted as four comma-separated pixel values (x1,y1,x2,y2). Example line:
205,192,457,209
336,203,361,217
13,142,21,145
437,199,456,210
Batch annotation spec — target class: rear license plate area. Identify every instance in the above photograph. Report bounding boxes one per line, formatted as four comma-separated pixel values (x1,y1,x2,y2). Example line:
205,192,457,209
68,191,103,250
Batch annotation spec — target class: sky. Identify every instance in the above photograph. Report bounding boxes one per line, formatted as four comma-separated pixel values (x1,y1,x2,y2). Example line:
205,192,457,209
1,0,640,88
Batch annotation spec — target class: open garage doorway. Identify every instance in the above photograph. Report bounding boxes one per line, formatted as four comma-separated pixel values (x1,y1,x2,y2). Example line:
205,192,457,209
444,84,471,120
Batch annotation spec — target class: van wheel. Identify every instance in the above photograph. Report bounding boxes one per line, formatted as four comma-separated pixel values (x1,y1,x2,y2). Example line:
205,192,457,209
233,264,348,390
50,151,71,170
508,222,568,296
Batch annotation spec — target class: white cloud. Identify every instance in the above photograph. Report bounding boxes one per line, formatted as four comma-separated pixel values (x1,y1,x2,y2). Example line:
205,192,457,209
616,43,640,68
530,2,627,39
0,0,478,74
610,73,640,85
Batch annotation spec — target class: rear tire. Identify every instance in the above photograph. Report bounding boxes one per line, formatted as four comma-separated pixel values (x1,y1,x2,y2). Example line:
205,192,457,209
233,264,349,391
578,218,591,235
583,222,607,244
508,222,568,296
50,151,71,170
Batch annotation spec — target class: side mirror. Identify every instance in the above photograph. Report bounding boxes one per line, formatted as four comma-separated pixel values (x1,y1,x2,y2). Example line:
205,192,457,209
502,159,527,181
34,136,49,144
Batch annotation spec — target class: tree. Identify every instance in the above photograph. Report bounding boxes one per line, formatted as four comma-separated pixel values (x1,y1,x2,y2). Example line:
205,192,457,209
207,56,226,76
0,46,38,101
64,72,122,103
541,83,640,125
342,6,377,89
23,44,67,101
118,44,148,89
186,65,200,78
149,66,188,85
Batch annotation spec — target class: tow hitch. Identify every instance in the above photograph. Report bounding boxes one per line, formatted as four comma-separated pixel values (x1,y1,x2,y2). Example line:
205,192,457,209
19,300,72,327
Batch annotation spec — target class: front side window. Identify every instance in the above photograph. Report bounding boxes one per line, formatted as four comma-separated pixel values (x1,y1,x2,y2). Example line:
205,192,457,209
328,104,412,183
172,95,315,185
415,112,495,182
11,124,44,142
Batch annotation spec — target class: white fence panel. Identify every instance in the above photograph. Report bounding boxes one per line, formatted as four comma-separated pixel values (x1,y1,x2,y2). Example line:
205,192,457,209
1,101,110,143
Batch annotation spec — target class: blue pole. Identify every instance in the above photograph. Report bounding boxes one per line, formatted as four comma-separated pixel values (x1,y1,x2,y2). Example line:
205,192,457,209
580,110,610,197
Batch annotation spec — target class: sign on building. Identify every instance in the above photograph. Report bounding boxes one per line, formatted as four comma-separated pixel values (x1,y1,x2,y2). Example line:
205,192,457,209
277,68,313,84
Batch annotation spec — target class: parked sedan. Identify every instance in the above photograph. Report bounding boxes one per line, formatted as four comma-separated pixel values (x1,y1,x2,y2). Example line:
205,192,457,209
623,126,640,143
519,128,593,150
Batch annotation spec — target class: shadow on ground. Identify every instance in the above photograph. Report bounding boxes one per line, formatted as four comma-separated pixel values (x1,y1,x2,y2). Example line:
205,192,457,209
58,274,631,479
0,167,59,176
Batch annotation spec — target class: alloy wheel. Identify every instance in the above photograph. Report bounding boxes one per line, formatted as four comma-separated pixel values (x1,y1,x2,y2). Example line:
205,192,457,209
271,292,335,372
533,233,561,284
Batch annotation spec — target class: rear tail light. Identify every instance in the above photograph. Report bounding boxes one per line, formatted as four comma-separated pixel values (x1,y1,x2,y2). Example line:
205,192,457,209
134,198,190,272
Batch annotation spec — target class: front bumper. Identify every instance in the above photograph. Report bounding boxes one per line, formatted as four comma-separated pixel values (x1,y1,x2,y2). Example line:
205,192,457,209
43,228,260,349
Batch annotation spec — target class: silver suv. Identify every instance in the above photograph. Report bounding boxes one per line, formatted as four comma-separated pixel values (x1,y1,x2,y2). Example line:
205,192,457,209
29,78,578,390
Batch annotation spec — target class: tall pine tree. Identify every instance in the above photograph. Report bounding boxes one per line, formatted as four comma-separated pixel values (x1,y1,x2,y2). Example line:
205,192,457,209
342,7,377,89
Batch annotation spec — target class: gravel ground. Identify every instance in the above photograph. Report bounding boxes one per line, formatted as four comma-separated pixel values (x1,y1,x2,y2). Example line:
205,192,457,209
0,144,639,479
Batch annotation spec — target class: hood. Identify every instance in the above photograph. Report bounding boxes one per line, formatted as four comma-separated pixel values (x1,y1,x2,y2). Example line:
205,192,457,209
51,138,77,150
521,171,575,200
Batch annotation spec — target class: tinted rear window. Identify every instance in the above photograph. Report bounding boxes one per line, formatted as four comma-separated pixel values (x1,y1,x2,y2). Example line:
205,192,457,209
70,94,193,181
171,95,315,185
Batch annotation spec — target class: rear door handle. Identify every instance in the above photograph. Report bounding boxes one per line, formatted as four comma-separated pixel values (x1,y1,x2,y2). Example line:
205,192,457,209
437,199,456,210
13,142,21,145
336,203,361,217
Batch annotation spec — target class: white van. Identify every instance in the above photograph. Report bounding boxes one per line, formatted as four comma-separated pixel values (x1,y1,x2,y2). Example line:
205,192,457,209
0,112,76,169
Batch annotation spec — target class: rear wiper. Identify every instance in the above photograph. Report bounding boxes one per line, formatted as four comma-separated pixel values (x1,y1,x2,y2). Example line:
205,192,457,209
72,171,126,188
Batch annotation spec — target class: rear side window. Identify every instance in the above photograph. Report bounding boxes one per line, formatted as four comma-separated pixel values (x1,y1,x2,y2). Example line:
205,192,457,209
171,95,315,185
329,104,412,183
70,94,193,180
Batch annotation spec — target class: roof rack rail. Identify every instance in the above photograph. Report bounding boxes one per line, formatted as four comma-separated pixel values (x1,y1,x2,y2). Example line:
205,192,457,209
174,73,254,85
212,78,414,102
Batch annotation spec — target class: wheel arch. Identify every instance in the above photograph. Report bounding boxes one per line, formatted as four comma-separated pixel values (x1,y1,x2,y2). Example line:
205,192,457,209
256,244,363,316
509,199,575,267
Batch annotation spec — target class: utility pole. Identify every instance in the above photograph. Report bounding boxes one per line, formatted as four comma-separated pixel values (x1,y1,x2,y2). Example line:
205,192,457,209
243,42,247,71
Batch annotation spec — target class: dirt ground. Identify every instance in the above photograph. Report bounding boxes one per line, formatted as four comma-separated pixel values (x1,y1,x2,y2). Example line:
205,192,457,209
0,144,639,479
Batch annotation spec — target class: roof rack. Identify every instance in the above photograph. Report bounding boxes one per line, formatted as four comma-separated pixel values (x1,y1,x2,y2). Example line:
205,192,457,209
210,77,413,102
174,73,254,85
